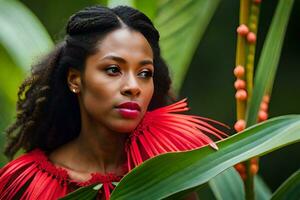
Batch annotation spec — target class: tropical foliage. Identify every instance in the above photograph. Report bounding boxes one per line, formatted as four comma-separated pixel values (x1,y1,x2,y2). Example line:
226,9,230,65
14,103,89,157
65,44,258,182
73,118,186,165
0,0,299,199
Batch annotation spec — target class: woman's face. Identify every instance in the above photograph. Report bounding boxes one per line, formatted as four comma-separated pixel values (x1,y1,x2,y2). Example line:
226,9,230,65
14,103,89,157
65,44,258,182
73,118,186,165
75,28,154,133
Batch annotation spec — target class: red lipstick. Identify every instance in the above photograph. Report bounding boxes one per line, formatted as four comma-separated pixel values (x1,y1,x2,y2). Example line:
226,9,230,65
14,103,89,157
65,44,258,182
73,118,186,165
116,102,141,119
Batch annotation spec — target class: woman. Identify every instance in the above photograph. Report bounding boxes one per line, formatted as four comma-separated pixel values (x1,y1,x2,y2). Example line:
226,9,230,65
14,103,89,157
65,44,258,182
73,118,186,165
0,5,226,200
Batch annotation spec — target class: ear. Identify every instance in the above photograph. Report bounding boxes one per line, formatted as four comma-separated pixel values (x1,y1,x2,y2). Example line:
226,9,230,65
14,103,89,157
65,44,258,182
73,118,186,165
67,68,81,93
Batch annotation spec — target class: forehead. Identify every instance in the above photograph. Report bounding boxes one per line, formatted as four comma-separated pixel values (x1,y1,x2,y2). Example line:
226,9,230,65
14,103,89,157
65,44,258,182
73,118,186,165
96,28,153,59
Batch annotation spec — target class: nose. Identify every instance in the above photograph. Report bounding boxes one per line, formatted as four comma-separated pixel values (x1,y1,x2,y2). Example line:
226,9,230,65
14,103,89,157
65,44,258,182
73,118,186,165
121,73,141,97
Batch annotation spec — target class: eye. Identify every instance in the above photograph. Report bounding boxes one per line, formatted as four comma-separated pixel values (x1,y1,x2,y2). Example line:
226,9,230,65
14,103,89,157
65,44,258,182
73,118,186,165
105,65,121,76
138,69,153,78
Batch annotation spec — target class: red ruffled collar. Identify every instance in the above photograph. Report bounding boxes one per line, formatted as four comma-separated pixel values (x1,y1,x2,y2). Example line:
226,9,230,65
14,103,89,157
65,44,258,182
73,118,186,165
0,148,125,200
25,149,125,186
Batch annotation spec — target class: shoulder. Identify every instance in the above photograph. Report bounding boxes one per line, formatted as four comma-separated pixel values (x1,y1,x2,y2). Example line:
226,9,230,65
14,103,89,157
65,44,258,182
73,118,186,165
0,149,69,200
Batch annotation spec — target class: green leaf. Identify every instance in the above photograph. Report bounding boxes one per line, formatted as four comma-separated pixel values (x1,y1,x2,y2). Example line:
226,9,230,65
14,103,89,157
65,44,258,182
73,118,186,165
0,46,24,105
196,183,217,200
135,0,158,20
200,167,271,200
208,167,245,200
112,182,119,186
93,183,103,190
197,170,271,200
197,167,245,200
0,50,19,168
110,115,300,199
271,170,300,200
107,0,135,8
245,0,294,126
0,1,53,166
59,183,101,200
0,46,25,167
255,175,272,200
155,0,221,92
0,0,53,71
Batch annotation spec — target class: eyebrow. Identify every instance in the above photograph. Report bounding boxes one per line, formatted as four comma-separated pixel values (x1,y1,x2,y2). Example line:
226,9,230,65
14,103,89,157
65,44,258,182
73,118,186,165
101,55,153,66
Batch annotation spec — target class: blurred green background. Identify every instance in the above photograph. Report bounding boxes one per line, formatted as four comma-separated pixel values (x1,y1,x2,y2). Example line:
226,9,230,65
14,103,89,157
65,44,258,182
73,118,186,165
0,0,299,193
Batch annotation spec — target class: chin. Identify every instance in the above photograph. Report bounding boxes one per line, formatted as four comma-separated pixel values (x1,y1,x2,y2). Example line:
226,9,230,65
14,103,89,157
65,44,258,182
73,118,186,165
111,120,140,133
113,126,137,134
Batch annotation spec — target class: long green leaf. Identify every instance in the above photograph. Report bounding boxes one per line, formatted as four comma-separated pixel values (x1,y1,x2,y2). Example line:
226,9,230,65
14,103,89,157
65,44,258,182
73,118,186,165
110,115,300,199
245,0,294,126
0,1,53,164
196,183,217,200
0,47,25,167
255,175,272,200
208,167,245,200
0,0,53,71
197,170,271,200
155,0,221,92
271,170,300,200
0,47,24,104
135,0,158,21
59,184,102,200
164,169,244,200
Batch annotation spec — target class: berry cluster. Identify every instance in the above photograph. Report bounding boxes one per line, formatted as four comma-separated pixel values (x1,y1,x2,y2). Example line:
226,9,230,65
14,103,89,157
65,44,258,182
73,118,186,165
234,0,263,182
233,64,247,132
233,64,269,179
258,95,269,122
235,158,259,181
237,24,256,44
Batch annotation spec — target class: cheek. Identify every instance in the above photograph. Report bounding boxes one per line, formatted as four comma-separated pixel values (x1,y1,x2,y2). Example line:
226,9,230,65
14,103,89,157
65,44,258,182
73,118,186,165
80,77,117,117
142,80,154,112
146,83,154,105
148,80,155,97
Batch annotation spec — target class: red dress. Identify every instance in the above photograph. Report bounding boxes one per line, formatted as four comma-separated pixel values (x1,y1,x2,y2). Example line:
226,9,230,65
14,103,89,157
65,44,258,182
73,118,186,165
0,99,227,200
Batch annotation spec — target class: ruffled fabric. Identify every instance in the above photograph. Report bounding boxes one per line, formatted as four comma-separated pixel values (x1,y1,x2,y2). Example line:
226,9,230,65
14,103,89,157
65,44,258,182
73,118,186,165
125,98,228,170
0,149,123,200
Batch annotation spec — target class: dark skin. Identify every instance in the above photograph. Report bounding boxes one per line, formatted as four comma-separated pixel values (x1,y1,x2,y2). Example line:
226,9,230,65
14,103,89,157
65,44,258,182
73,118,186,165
49,28,154,181
49,28,199,200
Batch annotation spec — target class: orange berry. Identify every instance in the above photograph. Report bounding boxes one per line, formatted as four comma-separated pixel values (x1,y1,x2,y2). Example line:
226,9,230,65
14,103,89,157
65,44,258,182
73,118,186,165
235,163,246,173
234,119,246,132
240,173,247,181
258,110,268,122
235,89,247,100
234,65,245,78
251,164,259,174
251,158,258,165
253,0,262,4
237,24,249,36
263,95,270,103
247,32,257,43
234,79,246,89
260,102,268,111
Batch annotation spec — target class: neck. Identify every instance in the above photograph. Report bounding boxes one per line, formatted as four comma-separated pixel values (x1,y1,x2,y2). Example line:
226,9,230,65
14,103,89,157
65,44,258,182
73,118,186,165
54,113,129,176
74,122,128,174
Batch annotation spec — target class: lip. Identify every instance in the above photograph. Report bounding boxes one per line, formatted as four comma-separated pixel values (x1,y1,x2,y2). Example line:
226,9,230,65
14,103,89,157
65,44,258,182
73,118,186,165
115,102,141,119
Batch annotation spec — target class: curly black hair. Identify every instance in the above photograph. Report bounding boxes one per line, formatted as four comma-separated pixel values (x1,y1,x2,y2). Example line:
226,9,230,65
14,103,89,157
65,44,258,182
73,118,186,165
4,5,173,159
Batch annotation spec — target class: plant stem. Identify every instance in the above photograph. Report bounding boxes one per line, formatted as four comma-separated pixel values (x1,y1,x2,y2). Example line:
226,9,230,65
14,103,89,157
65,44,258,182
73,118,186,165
235,0,249,120
244,2,261,200
246,3,260,103
235,1,261,199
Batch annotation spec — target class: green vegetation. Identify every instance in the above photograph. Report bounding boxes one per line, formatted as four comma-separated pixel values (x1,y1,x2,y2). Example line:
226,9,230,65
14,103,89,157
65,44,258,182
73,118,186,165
1,0,299,199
